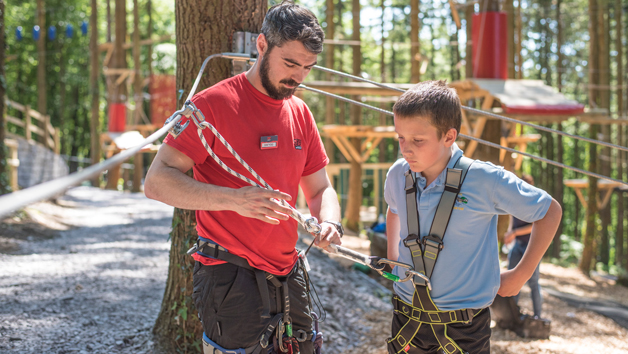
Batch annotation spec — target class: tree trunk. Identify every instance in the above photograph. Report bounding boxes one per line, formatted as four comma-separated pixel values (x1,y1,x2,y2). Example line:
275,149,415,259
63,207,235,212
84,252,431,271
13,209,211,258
37,0,47,145
465,6,473,80
580,0,601,275
614,0,624,269
325,0,335,163
152,1,267,353
598,0,611,267
504,0,515,79
106,0,129,190
91,0,101,187
0,0,6,195
379,0,387,162
410,0,420,83
132,0,144,193
553,123,564,258
346,0,362,232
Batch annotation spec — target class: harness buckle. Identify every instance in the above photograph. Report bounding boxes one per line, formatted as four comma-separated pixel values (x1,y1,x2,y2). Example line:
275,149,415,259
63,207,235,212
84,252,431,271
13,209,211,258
422,235,443,251
403,234,421,248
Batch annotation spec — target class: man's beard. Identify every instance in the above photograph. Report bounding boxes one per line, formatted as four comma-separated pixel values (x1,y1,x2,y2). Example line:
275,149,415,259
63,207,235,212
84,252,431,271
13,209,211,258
259,54,300,100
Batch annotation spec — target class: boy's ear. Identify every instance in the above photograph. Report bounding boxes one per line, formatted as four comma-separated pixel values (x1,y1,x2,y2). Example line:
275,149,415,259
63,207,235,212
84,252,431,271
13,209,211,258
444,128,457,147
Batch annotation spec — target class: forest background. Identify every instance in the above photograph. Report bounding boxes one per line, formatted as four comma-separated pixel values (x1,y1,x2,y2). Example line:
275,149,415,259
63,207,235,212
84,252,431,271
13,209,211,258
1,0,627,276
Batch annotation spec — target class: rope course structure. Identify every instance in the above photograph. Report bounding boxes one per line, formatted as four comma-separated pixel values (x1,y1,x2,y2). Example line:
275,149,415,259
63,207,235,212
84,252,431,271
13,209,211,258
0,52,626,222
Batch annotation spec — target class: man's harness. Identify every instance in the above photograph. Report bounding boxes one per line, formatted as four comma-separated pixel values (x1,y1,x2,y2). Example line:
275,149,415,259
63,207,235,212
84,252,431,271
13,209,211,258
388,156,481,354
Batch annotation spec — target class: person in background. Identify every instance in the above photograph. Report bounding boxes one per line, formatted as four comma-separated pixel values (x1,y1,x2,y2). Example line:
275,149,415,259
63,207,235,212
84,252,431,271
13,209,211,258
504,174,543,318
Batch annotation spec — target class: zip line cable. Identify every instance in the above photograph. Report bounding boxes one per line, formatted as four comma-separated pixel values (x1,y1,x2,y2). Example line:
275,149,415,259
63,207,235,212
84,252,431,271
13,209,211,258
306,63,628,154
0,52,626,219
298,84,628,187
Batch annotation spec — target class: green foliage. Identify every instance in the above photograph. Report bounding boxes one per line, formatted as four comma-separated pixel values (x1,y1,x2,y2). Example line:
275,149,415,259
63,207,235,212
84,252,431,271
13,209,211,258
0,145,11,195
5,0,175,170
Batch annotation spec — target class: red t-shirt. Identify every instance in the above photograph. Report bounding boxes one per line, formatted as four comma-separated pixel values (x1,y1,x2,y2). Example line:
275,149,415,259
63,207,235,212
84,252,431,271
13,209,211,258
164,73,329,275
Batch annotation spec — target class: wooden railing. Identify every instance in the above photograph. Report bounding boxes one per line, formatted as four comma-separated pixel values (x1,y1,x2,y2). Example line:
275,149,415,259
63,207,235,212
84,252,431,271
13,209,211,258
4,99,60,153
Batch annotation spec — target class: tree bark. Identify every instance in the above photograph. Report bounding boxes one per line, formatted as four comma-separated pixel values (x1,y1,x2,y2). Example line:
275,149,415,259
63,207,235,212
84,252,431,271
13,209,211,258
346,0,362,232
90,0,101,187
152,2,266,352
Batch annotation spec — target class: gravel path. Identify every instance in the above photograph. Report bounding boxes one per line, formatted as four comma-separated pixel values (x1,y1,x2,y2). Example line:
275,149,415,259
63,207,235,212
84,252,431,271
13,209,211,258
0,187,174,354
0,186,394,354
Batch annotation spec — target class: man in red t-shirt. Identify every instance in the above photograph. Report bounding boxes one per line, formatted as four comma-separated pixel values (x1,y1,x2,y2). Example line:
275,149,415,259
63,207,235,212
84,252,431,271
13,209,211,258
145,2,341,353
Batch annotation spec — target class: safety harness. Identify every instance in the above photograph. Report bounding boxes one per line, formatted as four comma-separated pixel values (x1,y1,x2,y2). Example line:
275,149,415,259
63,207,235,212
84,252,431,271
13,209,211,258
188,238,323,354
388,156,482,354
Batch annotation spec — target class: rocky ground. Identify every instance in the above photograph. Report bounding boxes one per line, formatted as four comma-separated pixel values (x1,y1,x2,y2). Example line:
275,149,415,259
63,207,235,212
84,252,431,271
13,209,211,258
1,186,628,354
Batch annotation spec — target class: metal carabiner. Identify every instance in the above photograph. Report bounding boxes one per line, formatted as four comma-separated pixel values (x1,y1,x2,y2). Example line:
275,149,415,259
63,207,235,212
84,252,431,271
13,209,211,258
369,257,433,291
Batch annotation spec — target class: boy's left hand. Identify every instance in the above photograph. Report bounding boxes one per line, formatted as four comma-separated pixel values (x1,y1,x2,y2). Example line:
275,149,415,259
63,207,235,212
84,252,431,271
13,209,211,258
497,269,527,297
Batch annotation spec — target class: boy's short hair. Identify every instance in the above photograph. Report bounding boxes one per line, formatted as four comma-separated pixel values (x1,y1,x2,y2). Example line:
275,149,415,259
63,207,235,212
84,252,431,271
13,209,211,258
261,1,325,55
393,80,462,139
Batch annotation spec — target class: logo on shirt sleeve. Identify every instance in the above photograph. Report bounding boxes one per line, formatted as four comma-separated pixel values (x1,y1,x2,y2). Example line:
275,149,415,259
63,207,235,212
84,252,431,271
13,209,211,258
294,139,302,150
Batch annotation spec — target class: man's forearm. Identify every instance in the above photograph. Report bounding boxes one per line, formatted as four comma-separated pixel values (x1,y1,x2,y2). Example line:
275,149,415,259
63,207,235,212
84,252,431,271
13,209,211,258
145,165,235,211
308,186,340,222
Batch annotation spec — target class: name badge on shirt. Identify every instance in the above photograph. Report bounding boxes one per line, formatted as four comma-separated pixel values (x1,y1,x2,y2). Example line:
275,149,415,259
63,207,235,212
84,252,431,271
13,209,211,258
260,135,278,150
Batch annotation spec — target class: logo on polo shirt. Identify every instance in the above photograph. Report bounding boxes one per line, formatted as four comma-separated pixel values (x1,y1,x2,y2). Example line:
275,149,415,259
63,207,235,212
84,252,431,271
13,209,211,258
294,139,302,150
454,194,468,210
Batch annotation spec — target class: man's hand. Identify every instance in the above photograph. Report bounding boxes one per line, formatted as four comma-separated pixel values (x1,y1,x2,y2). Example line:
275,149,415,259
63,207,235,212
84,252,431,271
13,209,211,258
230,186,294,225
497,268,527,297
315,222,342,250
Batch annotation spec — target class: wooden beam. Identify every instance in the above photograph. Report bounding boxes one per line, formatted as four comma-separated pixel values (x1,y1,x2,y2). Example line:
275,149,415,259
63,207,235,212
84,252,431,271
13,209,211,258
449,0,462,29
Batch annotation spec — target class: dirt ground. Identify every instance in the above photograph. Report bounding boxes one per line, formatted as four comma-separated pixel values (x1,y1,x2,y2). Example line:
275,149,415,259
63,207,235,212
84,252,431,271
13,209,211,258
1,186,628,354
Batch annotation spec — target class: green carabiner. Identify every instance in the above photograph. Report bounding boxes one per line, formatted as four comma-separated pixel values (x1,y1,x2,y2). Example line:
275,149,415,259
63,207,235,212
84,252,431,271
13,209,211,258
285,322,293,337
382,271,400,282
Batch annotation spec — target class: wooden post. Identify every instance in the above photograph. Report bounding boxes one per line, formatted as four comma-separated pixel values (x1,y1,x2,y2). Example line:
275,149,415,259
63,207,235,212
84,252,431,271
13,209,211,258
25,106,32,141
44,115,52,150
54,128,60,154
325,0,335,163
410,0,420,83
132,0,143,193
90,0,101,187
36,0,47,145
346,0,363,232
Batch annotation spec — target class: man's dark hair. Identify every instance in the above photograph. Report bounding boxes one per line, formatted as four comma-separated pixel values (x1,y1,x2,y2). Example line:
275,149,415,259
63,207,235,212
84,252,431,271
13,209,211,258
393,80,462,139
261,1,325,54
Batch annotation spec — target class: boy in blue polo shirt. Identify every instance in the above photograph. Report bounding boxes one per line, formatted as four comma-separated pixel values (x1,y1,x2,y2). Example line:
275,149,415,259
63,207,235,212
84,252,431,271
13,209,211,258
384,80,562,354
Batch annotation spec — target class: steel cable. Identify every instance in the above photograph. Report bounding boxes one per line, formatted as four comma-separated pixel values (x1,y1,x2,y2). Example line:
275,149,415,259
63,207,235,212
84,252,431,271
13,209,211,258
298,85,628,187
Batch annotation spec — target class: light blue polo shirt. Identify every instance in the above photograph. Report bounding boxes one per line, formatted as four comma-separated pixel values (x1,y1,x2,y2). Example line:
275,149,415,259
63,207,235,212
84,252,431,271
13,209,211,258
384,143,552,310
